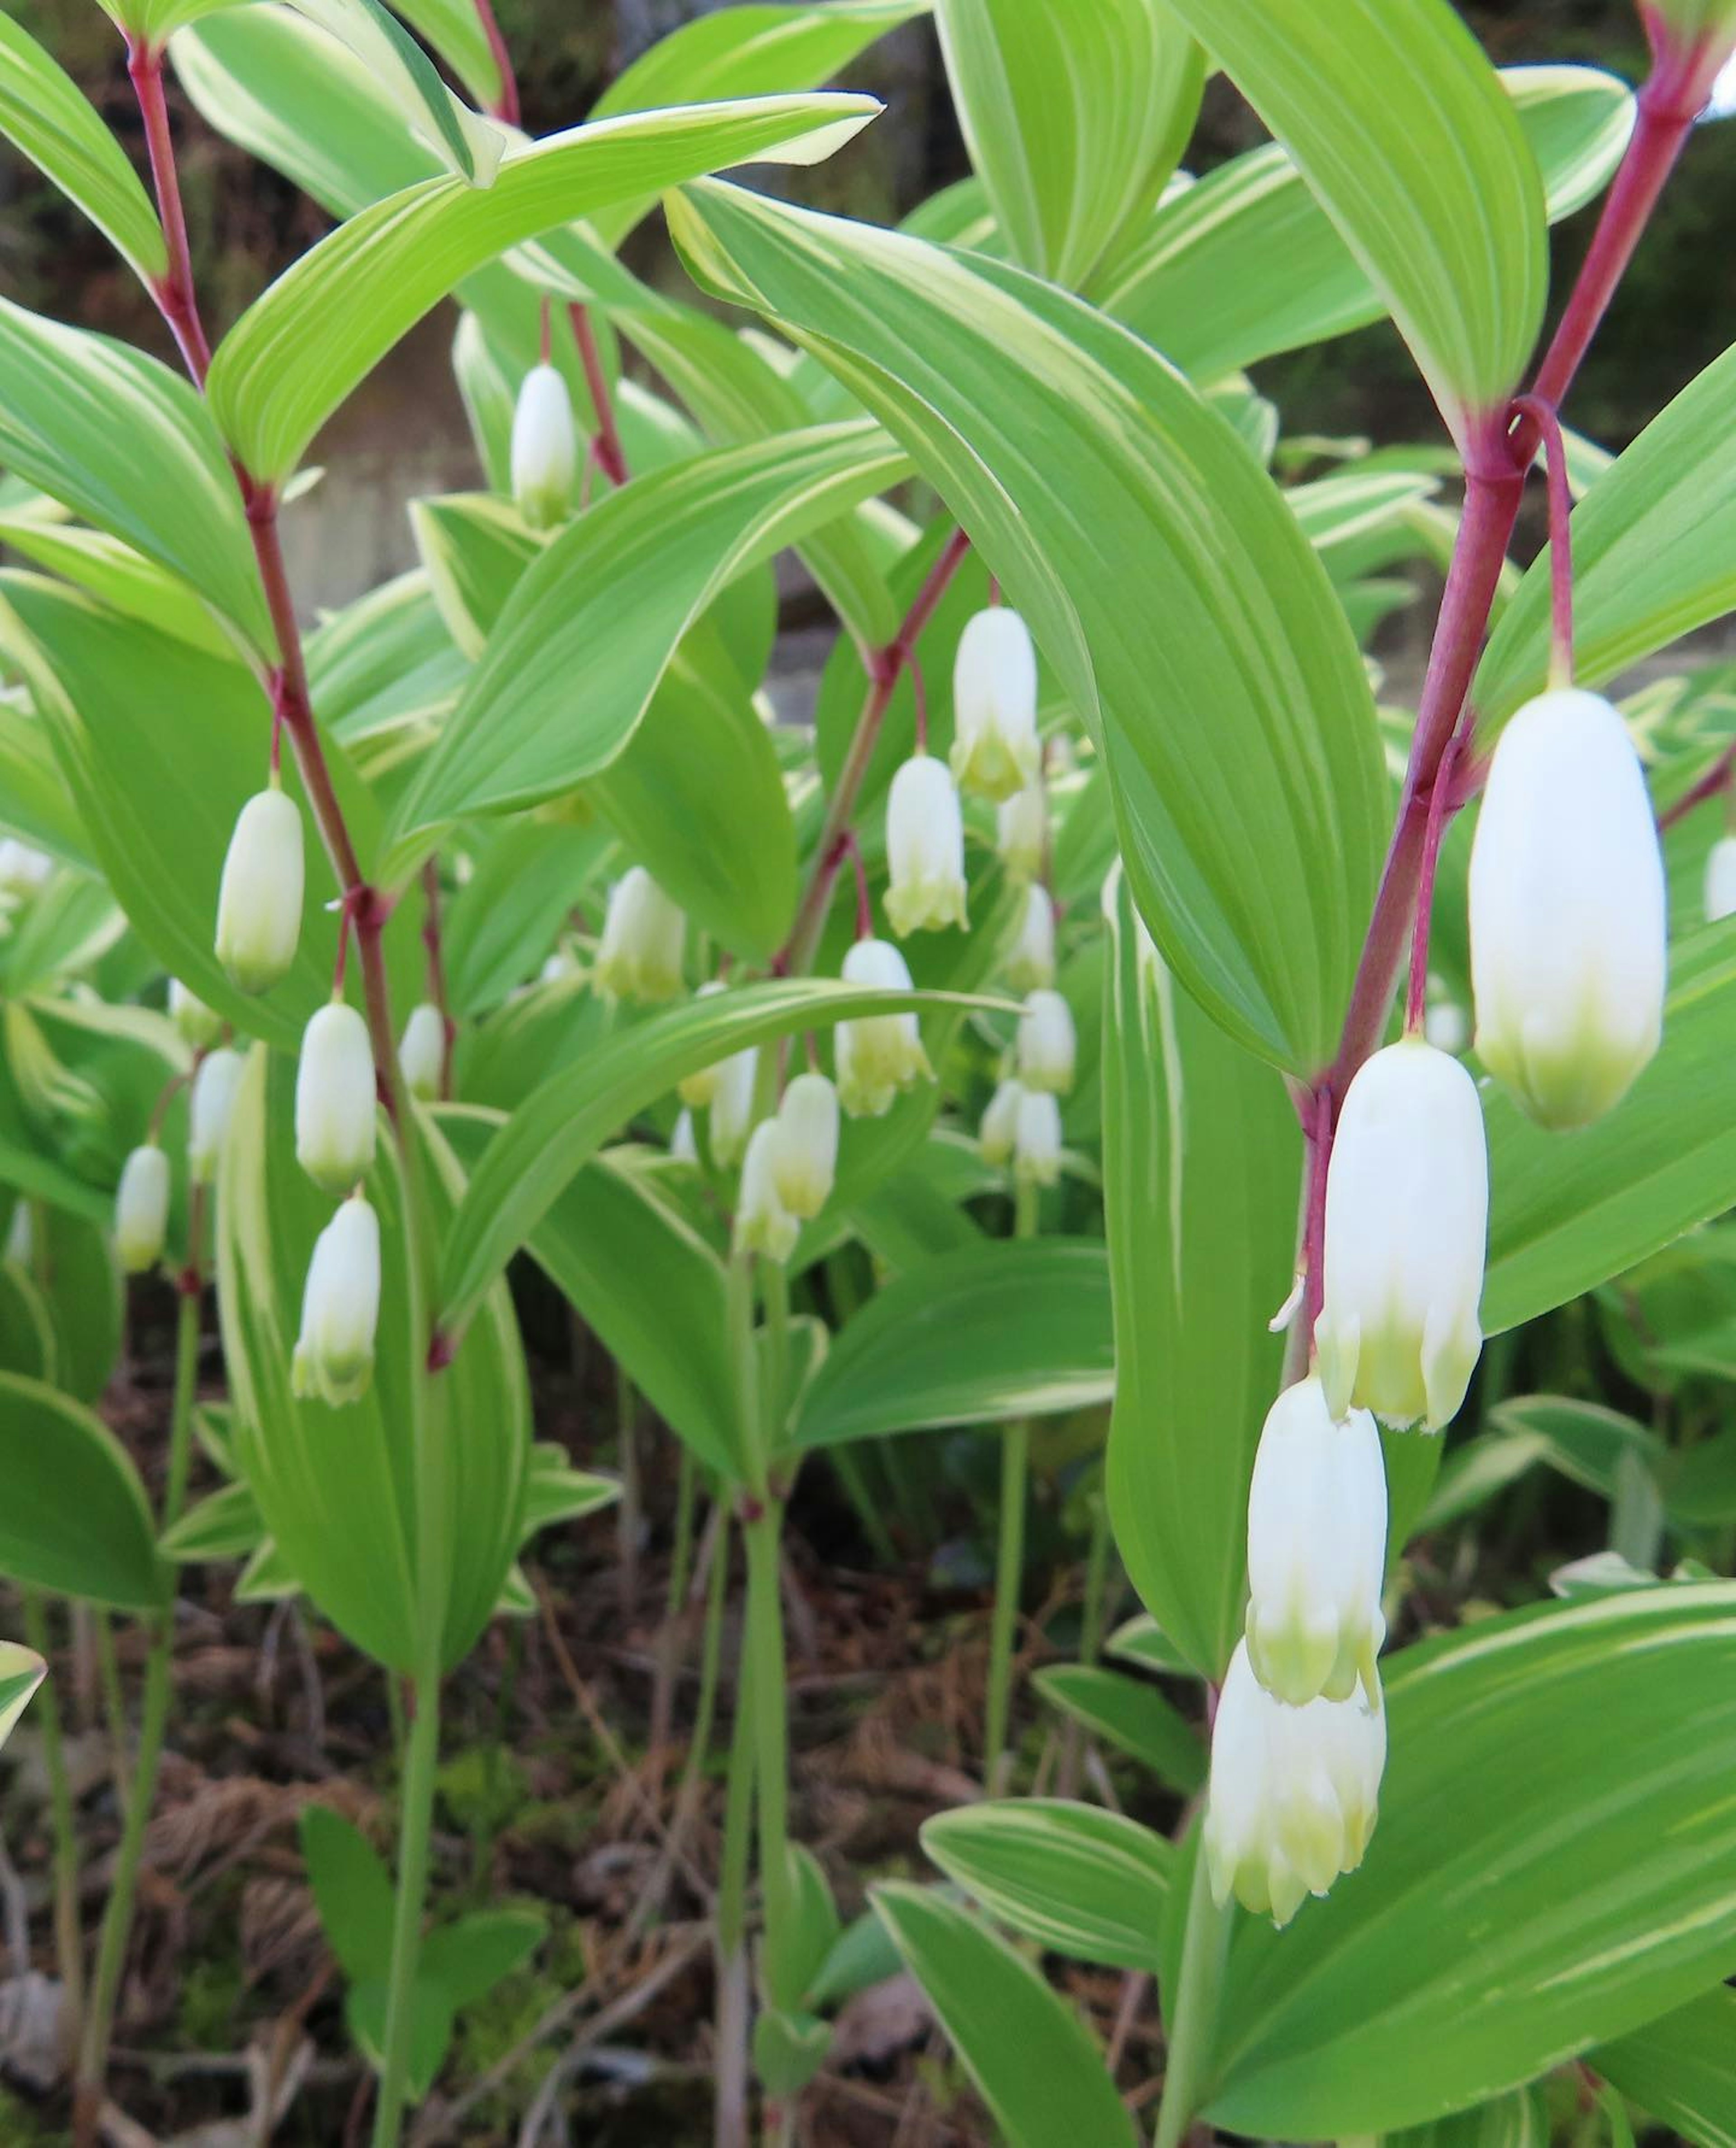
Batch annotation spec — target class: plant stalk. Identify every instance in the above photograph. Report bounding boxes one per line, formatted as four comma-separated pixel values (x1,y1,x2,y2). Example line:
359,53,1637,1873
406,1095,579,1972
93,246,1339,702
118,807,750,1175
985,1178,1041,1794
21,1592,83,2048
1151,1840,1232,2148
370,1662,443,2148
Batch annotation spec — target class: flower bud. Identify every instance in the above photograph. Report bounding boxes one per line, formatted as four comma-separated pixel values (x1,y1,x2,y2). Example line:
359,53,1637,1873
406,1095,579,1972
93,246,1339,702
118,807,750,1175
835,938,931,1118
1004,885,1056,994
1468,688,1665,1130
979,1077,1024,1166
594,867,685,1004
216,787,304,995
885,754,968,938
950,607,1039,803
187,1047,245,1186
1245,1377,1387,1707
1707,835,1736,924
1017,988,1075,1095
1315,1037,1486,1432
296,1003,377,1195
773,1072,838,1220
0,839,51,898
1204,1639,1385,1929
709,1045,759,1167
114,1145,170,1274
169,979,223,1051
670,1107,698,1163
399,1003,445,1102
996,777,1047,881
1013,1085,1062,1188
734,1120,800,1264
292,1196,381,1408
510,362,577,532
677,981,728,1108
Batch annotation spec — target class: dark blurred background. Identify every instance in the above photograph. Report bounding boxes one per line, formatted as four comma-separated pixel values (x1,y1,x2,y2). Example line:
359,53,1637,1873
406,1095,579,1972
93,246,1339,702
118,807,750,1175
2,0,1732,612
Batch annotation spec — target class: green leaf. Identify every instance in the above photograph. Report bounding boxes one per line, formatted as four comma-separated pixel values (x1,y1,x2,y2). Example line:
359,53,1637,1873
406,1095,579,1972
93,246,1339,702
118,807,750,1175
390,423,903,862
300,1806,395,1983
1204,1583,1736,2135
31,1207,123,1405
1483,924,1736,1334
408,492,540,660
923,1799,1172,1972
1105,1613,1195,1682
278,0,504,188
0,11,168,283
669,178,1386,1072
1384,2088,1551,2148
791,1238,1112,1451
1157,0,1546,441
0,299,268,649
0,1372,165,1610
519,1445,617,1538
419,1908,544,2011
0,1644,45,1754
1486,1396,1661,1503
1477,339,1736,733
439,822,583,1017
434,976,986,1349
0,513,235,661
1098,68,1630,391
0,1263,55,1381
1596,1985,1736,2148
1101,871,1298,1681
1031,1665,1205,1794
436,1110,746,1482
587,0,927,248
934,0,1201,290
871,1883,1135,2148
159,1479,265,1563
304,570,467,749
217,1050,529,1674
206,94,880,484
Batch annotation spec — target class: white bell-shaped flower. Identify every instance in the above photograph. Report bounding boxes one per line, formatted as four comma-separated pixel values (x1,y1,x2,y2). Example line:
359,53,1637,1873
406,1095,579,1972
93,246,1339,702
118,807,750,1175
115,1145,170,1274
884,754,968,937
292,1196,381,1408
835,938,931,1118
187,1047,245,1186
1004,884,1056,994
677,981,728,1108
1245,1376,1387,1707
996,777,1047,881
773,1073,838,1220
594,867,685,1004
1707,834,1736,924
950,607,1039,803
296,1003,377,1195
670,1108,698,1164
734,1120,800,1264
1013,1085,1062,1188
709,1045,759,1167
1017,988,1075,1096
1315,1037,1487,1432
510,362,577,531
979,1077,1024,1167
169,980,222,1051
1204,1639,1386,1928
1468,688,1665,1130
216,787,304,994
399,1003,446,1102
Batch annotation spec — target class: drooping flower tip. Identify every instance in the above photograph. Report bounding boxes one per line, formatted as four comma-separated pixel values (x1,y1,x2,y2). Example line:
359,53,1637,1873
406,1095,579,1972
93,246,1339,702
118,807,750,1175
884,754,968,938
169,979,223,1051
1012,1085,1062,1188
709,1045,759,1167
399,1002,446,1102
1017,988,1076,1096
1469,687,1665,1131
1314,1036,1486,1433
773,1072,839,1220
187,1047,245,1187
670,1107,698,1164
594,867,685,1005
1203,1639,1386,1929
1245,1376,1387,1708
292,1196,381,1408
1004,884,1056,994
950,606,1039,803
978,1077,1024,1167
115,1144,171,1275
734,1119,800,1264
835,938,930,1118
216,788,305,995
296,1003,377,1195
510,362,578,531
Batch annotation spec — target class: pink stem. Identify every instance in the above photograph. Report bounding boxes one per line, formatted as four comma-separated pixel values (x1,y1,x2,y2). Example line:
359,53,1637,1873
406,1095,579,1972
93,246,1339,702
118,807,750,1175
1659,741,1736,832
470,0,519,126
910,653,929,754
1405,717,1466,1035
569,303,628,489
1511,393,1575,685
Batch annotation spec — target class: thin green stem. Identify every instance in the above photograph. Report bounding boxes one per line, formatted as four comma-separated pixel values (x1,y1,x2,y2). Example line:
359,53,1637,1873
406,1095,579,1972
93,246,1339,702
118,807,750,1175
667,1445,698,1620
370,1664,443,2148
92,1616,131,1820
617,1363,641,1618
714,1641,756,2148
985,1179,1040,1795
1152,1841,1232,2148
743,1503,796,2008
22,1592,83,2044
1079,1478,1115,1670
